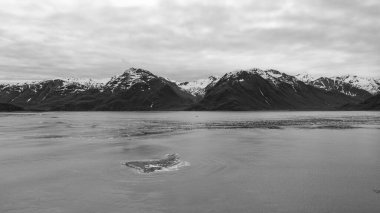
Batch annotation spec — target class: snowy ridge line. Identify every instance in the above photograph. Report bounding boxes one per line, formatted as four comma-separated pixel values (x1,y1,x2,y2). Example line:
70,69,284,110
0,78,108,95
221,68,300,88
296,73,380,95
0,77,110,86
1,67,379,97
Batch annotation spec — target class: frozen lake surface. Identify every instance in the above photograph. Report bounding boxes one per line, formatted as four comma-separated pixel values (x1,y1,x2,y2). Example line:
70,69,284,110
0,111,380,213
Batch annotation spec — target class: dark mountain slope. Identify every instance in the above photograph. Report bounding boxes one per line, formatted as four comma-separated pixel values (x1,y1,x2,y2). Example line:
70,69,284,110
0,103,24,111
94,68,195,110
0,68,195,111
341,94,380,110
0,79,105,111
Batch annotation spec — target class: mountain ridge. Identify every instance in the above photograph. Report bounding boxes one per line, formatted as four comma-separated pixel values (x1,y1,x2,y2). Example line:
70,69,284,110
341,94,380,110
1,67,379,111
193,69,362,110
295,73,379,97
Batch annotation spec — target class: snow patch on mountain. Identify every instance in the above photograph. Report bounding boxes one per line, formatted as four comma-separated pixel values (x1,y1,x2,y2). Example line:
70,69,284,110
295,73,320,83
60,78,109,93
223,68,300,87
0,77,109,86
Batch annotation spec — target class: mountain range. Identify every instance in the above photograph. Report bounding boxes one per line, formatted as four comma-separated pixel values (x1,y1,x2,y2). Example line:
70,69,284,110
0,68,379,111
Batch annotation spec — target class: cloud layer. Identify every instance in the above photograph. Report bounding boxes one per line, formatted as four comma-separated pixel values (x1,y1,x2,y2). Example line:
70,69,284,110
0,0,379,81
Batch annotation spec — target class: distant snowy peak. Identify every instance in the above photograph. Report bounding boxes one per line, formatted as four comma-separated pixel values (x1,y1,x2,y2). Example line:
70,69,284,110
0,77,108,89
62,77,109,86
0,78,107,96
222,68,299,86
308,77,362,97
0,79,42,86
177,76,219,97
59,78,108,93
296,73,380,95
295,73,318,83
335,75,380,95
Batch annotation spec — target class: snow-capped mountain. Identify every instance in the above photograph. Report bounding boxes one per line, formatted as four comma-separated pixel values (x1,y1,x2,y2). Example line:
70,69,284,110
0,78,107,95
194,68,360,110
337,75,380,95
0,78,105,108
296,73,379,98
0,68,195,111
105,68,159,92
224,68,300,87
177,76,219,97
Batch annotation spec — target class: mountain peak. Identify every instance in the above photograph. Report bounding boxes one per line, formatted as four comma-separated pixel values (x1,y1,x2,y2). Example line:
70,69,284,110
222,68,298,87
123,67,156,77
106,68,159,92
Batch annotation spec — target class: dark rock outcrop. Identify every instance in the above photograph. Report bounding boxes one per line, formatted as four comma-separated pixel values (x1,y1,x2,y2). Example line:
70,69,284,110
0,103,23,111
124,154,181,173
341,94,380,110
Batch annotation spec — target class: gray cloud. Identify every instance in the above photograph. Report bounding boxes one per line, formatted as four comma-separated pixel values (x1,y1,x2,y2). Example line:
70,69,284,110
0,0,379,81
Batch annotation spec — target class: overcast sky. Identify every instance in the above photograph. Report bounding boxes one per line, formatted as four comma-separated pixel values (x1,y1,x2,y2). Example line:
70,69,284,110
0,0,379,81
